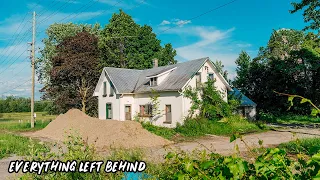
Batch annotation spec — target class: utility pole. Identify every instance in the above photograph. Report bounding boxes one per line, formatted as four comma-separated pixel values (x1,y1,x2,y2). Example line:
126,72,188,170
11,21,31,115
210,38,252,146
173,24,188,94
30,11,36,128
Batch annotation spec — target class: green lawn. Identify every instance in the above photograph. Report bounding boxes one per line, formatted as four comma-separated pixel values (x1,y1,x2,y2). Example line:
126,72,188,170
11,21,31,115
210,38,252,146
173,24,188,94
0,112,56,159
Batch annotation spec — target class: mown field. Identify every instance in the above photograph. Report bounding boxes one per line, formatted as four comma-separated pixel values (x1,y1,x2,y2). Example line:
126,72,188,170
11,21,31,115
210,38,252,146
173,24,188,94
0,112,57,132
0,112,57,159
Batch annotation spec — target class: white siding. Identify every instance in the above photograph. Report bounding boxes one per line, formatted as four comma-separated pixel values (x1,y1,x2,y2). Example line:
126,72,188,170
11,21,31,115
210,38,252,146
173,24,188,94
134,92,183,128
119,95,135,121
97,75,120,120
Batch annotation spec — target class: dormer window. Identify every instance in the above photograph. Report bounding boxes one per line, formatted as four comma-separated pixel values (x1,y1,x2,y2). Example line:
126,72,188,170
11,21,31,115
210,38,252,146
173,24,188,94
150,77,158,86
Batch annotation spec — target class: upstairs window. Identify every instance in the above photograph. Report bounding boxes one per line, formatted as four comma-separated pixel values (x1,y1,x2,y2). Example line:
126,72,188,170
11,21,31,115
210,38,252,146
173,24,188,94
204,66,209,73
195,72,201,88
208,73,214,81
150,77,158,86
103,82,107,96
109,82,114,96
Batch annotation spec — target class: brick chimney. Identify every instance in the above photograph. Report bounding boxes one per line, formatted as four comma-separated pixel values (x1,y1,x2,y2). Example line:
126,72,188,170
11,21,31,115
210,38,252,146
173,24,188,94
153,58,158,68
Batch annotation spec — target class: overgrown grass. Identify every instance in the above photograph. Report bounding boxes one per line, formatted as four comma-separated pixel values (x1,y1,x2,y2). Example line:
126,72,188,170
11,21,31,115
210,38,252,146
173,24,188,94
259,112,320,124
279,138,320,156
0,133,48,159
142,115,265,140
141,123,177,140
176,116,264,137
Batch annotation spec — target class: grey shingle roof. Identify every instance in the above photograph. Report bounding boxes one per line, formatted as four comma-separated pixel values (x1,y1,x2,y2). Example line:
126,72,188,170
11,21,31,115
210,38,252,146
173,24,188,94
104,57,225,94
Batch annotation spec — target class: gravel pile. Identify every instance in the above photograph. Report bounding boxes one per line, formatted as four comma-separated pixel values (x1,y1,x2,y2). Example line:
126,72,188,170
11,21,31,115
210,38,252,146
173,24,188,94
30,109,172,149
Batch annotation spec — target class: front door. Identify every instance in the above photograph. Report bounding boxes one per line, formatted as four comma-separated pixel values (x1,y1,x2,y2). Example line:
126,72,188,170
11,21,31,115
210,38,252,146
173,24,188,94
125,105,131,120
165,105,172,123
106,104,112,119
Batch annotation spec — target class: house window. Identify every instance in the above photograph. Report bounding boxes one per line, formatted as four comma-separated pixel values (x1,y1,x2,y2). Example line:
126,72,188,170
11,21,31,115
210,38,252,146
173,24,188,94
150,77,158,86
164,105,172,124
139,104,153,117
208,73,214,81
195,72,201,88
103,82,107,96
109,82,114,96
204,66,209,73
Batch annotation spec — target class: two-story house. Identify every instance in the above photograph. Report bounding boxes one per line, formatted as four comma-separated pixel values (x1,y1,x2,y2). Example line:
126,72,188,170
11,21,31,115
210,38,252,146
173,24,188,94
93,57,232,128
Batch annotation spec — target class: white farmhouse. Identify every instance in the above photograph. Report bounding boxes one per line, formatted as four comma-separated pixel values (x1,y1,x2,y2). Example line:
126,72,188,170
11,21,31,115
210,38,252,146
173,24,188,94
93,57,232,128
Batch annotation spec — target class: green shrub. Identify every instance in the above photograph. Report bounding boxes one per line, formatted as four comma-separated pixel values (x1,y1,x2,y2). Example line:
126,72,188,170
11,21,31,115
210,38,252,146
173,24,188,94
279,138,320,156
141,122,177,140
159,147,320,179
22,132,126,180
183,78,238,120
174,116,262,137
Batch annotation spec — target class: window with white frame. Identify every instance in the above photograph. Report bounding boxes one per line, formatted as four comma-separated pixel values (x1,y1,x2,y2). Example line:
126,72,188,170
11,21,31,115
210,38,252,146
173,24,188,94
195,72,201,88
150,77,158,86
139,104,153,117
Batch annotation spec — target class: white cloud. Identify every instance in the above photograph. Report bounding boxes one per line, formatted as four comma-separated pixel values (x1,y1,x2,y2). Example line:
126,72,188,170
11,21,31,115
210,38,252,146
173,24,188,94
159,18,192,27
160,20,170,25
174,19,191,27
236,43,252,48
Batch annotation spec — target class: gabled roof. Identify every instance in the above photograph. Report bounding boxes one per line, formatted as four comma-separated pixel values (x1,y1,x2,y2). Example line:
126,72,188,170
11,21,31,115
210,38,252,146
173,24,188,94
229,88,257,107
94,57,232,94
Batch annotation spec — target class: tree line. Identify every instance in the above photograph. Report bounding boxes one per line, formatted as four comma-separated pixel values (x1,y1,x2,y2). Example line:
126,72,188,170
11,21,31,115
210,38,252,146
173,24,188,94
0,96,53,113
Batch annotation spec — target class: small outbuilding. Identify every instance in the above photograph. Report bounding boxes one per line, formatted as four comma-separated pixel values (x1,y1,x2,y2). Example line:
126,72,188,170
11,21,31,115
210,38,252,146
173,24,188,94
229,88,257,120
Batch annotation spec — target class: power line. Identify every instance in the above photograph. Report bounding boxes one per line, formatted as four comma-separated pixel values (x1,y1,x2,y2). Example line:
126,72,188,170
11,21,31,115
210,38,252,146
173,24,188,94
0,0,74,71
58,0,98,22
157,0,239,35
0,0,44,66
37,0,73,25
37,0,60,17
0,79,31,96
37,0,124,34
0,13,29,65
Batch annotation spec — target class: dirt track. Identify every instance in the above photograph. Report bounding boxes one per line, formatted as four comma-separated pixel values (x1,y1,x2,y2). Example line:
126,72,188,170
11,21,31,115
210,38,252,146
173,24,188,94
144,128,320,162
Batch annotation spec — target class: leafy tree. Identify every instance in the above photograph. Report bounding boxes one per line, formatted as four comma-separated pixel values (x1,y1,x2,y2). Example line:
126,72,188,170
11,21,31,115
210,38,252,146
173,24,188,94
290,0,320,32
99,9,176,69
37,23,100,89
48,31,100,114
233,51,251,94
183,79,235,120
234,29,320,116
213,60,228,81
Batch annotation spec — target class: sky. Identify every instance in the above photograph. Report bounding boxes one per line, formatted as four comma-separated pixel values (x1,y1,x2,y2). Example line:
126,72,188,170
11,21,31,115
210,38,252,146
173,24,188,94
0,0,307,100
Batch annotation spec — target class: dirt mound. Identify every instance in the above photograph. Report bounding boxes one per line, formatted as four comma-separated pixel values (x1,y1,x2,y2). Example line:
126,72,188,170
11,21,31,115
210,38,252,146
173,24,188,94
30,109,172,149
